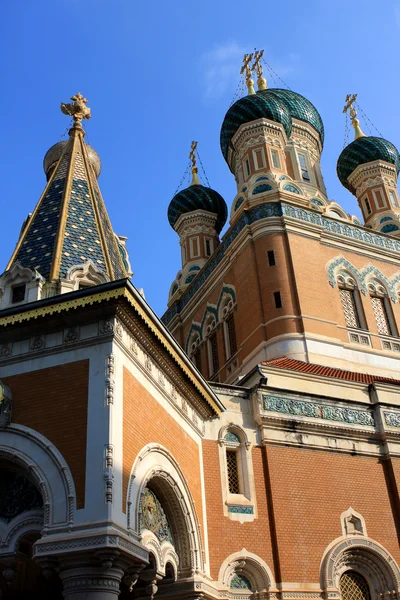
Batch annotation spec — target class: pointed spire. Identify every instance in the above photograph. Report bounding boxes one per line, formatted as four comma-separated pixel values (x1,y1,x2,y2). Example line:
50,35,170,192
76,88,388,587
240,53,255,95
189,141,200,185
253,49,267,91
6,93,130,290
343,94,365,139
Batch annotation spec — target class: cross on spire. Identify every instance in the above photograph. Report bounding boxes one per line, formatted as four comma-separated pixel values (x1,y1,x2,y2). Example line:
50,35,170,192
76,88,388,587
252,49,267,91
343,93,365,140
189,141,200,186
240,53,255,95
61,93,91,130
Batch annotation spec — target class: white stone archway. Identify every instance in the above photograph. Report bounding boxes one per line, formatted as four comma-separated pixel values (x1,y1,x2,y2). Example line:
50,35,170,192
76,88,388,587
0,424,76,548
218,549,276,594
127,443,205,577
320,535,400,598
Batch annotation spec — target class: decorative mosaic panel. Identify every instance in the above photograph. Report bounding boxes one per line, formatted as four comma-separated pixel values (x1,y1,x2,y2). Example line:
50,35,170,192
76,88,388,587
340,572,371,600
140,487,173,544
384,411,400,427
227,505,254,514
263,395,375,427
0,470,43,523
225,431,241,443
370,297,391,335
253,184,272,195
230,574,253,590
339,289,360,329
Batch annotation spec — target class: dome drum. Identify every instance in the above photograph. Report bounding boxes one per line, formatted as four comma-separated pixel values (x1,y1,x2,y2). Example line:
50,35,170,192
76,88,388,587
43,140,102,180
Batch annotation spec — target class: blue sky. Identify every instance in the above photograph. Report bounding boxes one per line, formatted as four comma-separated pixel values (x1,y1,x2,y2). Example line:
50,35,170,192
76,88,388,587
1,0,400,316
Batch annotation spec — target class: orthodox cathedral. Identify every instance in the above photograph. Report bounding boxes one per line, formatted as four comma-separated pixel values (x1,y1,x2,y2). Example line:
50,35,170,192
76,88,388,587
0,51,400,599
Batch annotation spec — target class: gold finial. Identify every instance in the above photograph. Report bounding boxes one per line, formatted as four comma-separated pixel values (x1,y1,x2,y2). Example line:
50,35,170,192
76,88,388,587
240,53,255,95
189,141,200,185
343,93,365,139
61,93,91,130
253,49,267,91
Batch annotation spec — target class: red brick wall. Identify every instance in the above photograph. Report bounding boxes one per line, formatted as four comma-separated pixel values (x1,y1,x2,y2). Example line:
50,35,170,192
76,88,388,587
123,368,204,538
202,440,276,581
265,445,400,582
3,360,89,509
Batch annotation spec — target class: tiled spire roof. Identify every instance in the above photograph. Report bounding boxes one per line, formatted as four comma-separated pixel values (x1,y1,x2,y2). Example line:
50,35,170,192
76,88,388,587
6,104,128,283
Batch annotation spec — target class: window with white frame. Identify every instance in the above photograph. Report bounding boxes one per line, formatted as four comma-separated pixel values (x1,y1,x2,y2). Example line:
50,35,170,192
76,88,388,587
372,188,385,209
244,159,251,178
189,237,200,258
270,149,281,169
219,426,255,520
204,315,219,377
221,295,237,360
297,152,310,182
337,273,364,330
364,196,372,216
253,149,265,170
389,189,400,208
368,281,396,336
204,237,213,257
189,334,202,371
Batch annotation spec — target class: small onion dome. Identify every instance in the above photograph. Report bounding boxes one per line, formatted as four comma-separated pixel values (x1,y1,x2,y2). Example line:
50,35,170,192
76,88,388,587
168,184,228,233
220,91,292,162
337,136,400,192
261,88,324,146
43,140,102,180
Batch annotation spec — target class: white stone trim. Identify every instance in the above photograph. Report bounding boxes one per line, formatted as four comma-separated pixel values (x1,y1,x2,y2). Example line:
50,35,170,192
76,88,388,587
340,507,367,537
127,443,205,575
218,549,276,592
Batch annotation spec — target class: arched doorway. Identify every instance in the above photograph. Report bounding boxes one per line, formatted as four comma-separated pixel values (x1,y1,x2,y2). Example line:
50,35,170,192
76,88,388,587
0,465,62,598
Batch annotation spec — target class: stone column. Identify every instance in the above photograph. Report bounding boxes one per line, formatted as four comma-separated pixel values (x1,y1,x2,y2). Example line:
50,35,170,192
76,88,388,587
60,566,124,600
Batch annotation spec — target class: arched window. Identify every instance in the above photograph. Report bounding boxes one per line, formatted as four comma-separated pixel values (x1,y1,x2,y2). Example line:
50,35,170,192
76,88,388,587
189,334,202,372
230,573,253,591
337,272,365,330
340,572,371,600
204,315,219,378
368,281,396,336
219,426,255,521
221,296,237,360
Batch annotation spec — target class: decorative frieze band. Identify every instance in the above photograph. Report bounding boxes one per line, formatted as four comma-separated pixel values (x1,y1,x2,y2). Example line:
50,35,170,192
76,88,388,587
263,395,375,427
384,411,400,427
227,506,254,514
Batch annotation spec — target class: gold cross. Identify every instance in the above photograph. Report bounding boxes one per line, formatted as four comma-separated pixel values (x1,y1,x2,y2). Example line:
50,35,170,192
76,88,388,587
343,93,358,122
252,49,264,78
240,53,254,81
189,141,198,167
61,92,91,126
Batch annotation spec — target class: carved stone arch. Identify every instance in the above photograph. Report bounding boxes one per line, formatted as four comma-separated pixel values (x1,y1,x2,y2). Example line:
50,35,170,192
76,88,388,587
64,260,109,291
361,264,397,302
390,271,400,302
320,535,400,596
1,509,44,555
201,304,218,338
326,256,366,294
217,284,237,321
326,202,349,221
0,424,75,541
185,322,202,355
218,549,276,593
218,423,249,447
127,444,205,577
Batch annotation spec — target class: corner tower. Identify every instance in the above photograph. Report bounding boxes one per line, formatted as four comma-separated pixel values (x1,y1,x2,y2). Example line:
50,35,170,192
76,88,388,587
0,93,131,309
337,94,400,234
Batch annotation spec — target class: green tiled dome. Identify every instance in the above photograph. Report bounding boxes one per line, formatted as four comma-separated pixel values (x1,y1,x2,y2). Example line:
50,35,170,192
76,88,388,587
168,184,228,233
337,136,400,192
263,89,324,145
220,92,292,161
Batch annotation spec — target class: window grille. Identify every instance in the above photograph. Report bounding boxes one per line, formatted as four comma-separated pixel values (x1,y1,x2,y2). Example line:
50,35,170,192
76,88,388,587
209,332,219,376
339,289,360,328
298,153,310,182
340,572,371,600
371,296,392,335
226,314,237,356
226,450,240,494
230,573,252,590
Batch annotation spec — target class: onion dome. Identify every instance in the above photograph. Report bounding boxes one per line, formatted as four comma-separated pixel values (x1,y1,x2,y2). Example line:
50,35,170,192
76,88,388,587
43,140,101,180
220,92,292,161
337,136,400,192
262,88,324,146
168,184,227,233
